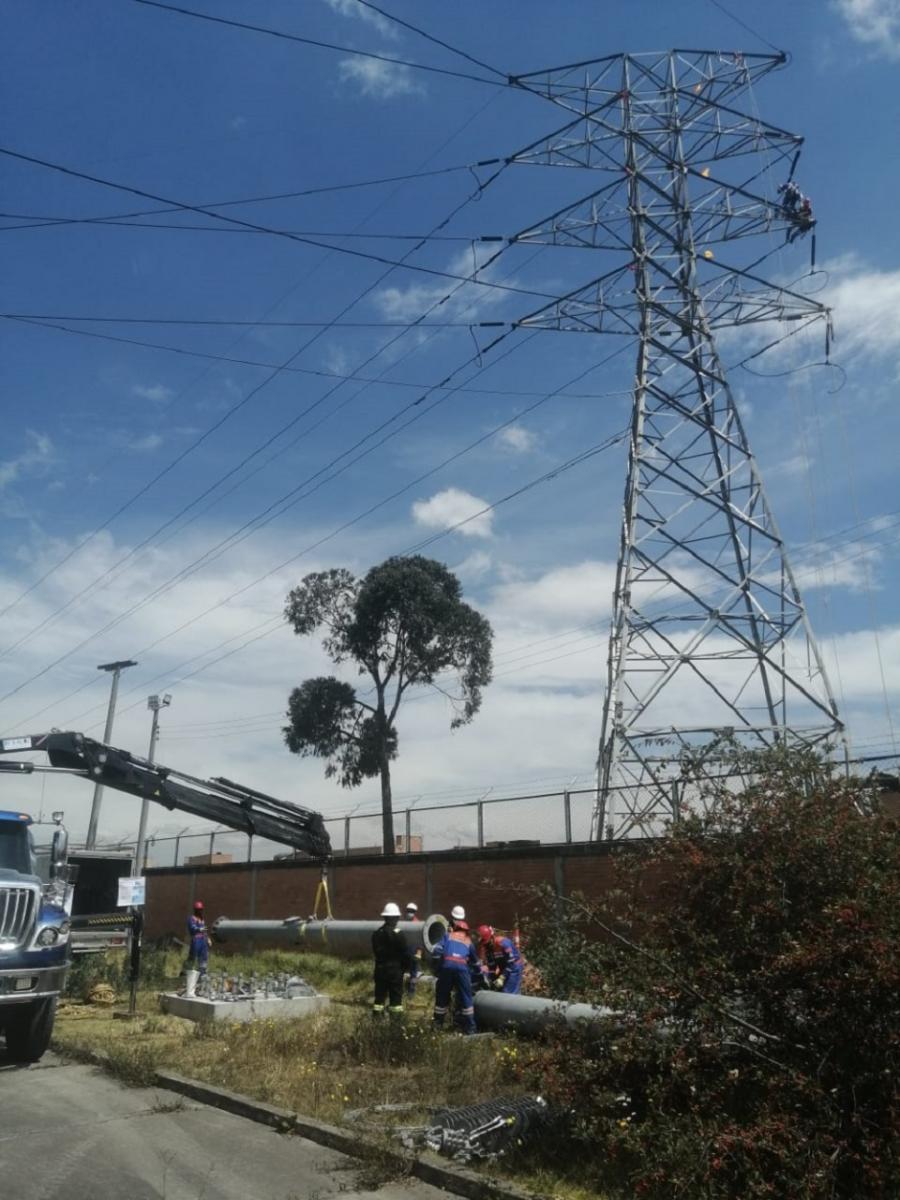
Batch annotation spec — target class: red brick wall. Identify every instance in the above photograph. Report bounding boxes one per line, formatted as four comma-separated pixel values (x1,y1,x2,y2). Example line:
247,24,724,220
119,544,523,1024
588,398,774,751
143,844,628,942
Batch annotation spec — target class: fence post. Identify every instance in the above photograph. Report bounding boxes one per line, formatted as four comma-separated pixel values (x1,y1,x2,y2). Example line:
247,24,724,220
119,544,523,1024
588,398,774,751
563,791,572,844
343,816,350,857
671,780,681,824
404,808,411,853
477,801,484,849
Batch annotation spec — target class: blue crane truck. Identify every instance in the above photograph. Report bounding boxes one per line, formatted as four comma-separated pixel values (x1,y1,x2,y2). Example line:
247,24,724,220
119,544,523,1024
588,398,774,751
0,808,71,1062
0,730,331,1061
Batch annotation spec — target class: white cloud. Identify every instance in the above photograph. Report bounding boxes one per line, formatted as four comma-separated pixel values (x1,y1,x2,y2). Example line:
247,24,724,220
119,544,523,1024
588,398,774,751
833,0,900,58
487,558,716,634
323,0,399,39
129,433,164,452
133,384,173,404
1,512,896,852
769,452,811,479
338,57,422,99
411,488,493,538
729,259,900,374
490,561,616,630
788,540,882,591
455,549,493,580
322,345,352,378
497,424,537,454
826,262,900,359
375,245,507,322
0,430,54,491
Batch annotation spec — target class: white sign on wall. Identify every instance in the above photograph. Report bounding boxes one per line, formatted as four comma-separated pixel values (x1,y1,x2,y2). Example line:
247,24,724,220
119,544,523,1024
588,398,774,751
117,876,146,907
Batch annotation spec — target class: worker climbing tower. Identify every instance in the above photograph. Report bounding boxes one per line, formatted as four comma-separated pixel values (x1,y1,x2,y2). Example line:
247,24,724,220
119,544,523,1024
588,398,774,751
508,50,846,836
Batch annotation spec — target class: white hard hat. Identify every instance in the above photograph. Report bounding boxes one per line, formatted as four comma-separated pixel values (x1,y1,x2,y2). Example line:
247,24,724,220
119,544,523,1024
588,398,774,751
381,902,401,918
404,901,418,912
450,905,466,921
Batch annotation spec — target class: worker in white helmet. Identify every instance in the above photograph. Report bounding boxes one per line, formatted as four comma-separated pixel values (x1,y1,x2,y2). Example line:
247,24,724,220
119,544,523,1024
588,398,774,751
371,902,413,1017
431,910,486,1035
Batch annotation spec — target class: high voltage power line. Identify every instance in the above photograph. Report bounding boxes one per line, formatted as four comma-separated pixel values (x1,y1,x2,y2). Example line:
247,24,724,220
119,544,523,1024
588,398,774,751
158,623,611,738
4,315,630,402
0,148,554,301
0,89,507,626
5,312,889,734
1,222,478,243
0,163,488,231
348,0,509,79
8,341,634,735
0,134,514,626
66,429,627,735
126,0,511,89
4,22,890,793
0,236,522,670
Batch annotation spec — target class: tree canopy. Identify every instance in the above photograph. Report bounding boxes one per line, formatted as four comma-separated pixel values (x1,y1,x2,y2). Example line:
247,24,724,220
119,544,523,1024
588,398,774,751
283,556,493,853
522,748,900,1199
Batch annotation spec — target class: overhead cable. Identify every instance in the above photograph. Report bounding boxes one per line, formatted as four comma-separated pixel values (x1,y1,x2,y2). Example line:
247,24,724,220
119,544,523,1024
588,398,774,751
76,428,626,732
0,219,475,241
4,315,631,403
350,0,508,79
0,161,483,231
0,147,552,302
0,92,505,625
126,0,508,88
4,312,496,328
42,342,633,733
0,211,517,665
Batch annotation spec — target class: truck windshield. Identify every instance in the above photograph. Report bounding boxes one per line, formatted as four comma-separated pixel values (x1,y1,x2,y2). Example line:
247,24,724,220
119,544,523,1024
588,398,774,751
0,821,33,874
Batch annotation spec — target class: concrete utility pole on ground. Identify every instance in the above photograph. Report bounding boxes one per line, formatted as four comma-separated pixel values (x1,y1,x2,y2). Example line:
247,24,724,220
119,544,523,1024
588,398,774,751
134,693,171,874
85,659,137,848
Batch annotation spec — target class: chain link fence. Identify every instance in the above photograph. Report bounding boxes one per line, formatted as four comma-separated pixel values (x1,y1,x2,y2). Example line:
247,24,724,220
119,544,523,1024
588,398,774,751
90,787,601,867
79,752,899,868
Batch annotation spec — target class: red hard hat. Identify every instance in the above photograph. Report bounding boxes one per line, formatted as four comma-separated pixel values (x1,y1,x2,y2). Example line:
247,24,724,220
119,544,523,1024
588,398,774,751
193,900,204,910
477,924,494,944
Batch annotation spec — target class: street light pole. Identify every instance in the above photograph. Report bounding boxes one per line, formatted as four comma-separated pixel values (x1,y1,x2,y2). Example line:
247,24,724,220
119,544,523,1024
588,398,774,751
126,692,171,1020
85,659,137,848
134,693,171,875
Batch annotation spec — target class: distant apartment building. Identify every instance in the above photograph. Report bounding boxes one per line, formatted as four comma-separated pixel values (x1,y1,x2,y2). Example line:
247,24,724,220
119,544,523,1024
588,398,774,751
276,833,424,860
185,851,234,867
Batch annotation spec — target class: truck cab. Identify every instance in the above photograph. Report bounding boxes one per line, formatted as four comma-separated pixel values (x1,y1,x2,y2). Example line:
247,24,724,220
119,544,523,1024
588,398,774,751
0,810,71,1062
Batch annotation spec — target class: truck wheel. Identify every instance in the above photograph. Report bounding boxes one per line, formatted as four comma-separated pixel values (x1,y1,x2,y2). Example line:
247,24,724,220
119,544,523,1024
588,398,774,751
4,998,57,1063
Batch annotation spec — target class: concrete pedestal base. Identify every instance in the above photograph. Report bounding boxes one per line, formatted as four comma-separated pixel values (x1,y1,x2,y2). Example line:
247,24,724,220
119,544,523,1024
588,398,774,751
160,992,331,1024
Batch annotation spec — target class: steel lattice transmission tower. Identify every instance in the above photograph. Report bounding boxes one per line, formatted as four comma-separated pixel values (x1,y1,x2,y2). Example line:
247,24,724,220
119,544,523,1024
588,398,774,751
506,50,846,837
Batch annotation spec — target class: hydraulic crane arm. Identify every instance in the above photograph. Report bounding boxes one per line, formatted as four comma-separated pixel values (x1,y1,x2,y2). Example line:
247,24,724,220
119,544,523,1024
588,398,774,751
0,731,331,860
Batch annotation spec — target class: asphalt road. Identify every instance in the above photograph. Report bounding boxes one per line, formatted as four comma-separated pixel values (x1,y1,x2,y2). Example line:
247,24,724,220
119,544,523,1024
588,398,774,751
0,1052,448,1200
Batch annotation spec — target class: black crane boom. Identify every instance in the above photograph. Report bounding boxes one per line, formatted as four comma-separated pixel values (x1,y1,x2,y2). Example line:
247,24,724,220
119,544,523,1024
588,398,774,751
0,731,331,860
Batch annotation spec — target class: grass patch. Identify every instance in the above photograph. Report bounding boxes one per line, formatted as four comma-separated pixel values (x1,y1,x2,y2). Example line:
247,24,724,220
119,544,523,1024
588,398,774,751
55,950,597,1197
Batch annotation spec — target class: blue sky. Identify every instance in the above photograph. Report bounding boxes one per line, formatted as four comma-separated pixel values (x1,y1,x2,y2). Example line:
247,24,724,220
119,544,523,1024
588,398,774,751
1,0,898,851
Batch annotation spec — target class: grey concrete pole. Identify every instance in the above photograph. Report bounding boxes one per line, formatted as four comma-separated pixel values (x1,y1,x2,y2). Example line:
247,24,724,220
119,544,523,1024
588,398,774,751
212,915,448,960
85,659,136,847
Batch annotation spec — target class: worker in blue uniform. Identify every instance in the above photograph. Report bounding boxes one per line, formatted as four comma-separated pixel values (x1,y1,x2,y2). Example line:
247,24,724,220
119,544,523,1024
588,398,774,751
477,925,524,994
432,908,487,1035
185,899,209,995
